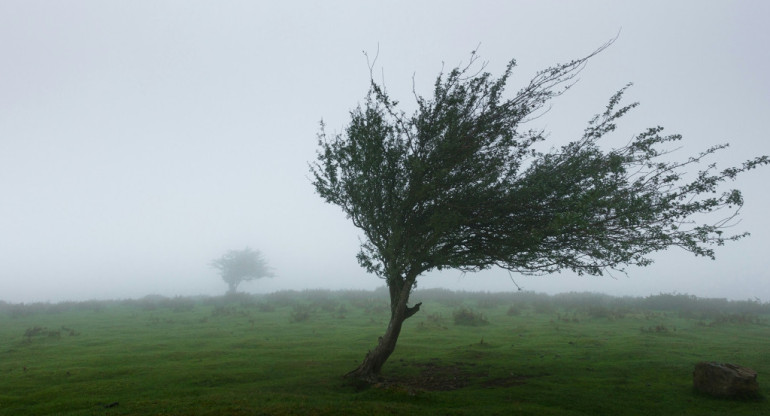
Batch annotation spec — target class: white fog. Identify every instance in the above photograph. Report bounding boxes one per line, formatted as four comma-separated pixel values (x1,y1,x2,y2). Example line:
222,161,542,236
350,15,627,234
1,1,768,303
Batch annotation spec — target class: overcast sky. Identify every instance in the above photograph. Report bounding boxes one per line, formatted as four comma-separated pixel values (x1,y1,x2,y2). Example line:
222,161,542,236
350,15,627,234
1,1,768,303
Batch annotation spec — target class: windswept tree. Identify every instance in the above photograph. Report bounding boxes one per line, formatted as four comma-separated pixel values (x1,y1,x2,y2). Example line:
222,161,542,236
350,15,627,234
211,248,273,295
310,42,768,381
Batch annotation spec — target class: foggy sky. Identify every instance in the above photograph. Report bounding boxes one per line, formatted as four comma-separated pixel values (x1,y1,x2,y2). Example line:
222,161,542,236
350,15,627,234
1,1,768,303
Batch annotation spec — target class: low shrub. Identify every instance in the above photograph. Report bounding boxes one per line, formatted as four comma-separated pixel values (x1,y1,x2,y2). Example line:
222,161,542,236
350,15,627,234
556,312,580,323
453,307,489,326
257,302,276,312
211,306,248,318
23,326,68,342
333,304,347,319
290,305,313,323
709,313,764,326
640,324,673,333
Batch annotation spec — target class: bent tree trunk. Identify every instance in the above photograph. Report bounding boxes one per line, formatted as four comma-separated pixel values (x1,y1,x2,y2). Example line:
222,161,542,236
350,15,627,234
346,274,421,382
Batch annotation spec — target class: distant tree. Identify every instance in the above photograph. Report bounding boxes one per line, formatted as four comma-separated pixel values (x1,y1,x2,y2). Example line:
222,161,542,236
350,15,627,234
211,248,273,295
310,41,768,382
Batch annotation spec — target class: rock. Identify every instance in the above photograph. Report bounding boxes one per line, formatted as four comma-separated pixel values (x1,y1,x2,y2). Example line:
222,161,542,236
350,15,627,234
693,361,759,398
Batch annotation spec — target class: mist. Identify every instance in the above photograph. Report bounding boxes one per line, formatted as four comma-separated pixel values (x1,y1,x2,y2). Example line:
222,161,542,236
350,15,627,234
1,1,768,303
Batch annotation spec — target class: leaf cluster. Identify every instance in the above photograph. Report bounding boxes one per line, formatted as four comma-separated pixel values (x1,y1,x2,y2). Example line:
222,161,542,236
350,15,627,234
310,42,768,286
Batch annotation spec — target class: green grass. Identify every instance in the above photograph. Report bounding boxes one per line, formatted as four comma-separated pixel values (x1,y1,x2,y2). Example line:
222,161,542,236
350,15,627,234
0,291,768,415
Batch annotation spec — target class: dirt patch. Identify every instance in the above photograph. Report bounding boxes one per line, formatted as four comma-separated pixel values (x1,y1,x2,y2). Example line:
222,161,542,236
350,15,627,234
377,360,532,392
480,374,530,388
405,361,478,391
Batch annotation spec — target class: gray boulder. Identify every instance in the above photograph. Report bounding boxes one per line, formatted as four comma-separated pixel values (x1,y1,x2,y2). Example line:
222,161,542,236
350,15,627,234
693,361,759,398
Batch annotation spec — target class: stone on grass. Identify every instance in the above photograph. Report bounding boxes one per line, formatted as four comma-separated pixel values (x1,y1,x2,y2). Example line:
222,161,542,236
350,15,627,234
693,361,758,398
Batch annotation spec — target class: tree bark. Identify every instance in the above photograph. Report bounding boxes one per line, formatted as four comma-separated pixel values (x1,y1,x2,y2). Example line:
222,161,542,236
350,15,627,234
226,282,238,295
346,274,421,382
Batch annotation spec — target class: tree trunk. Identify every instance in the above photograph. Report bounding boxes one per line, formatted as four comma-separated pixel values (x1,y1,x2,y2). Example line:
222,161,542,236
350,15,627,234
346,274,421,382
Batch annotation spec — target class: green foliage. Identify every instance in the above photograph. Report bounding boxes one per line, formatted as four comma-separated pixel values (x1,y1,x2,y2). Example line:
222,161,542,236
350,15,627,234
211,247,273,294
311,43,767,287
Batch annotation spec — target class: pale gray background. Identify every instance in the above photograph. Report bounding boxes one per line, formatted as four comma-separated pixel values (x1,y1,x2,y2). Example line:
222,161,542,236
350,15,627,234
1,1,768,303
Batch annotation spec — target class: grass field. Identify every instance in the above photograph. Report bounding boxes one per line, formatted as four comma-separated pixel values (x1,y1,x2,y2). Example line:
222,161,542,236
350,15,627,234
1,289,768,415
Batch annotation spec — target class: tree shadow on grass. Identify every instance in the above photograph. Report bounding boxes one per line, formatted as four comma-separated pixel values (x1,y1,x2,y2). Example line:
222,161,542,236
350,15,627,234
348,359,538,393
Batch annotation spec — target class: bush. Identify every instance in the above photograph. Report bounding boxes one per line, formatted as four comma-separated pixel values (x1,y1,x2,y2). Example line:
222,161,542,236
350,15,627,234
290,304,312,323
453,307,489,326
211,306,246,318
23,326,68,342
640,324,673,333
257,302,276,312
333,304,347,319
709,313,764,326
506,305,523,316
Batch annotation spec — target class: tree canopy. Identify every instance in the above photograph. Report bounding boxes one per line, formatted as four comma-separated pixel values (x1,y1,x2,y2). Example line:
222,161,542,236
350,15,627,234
310,43,768,381
211,248,273,295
